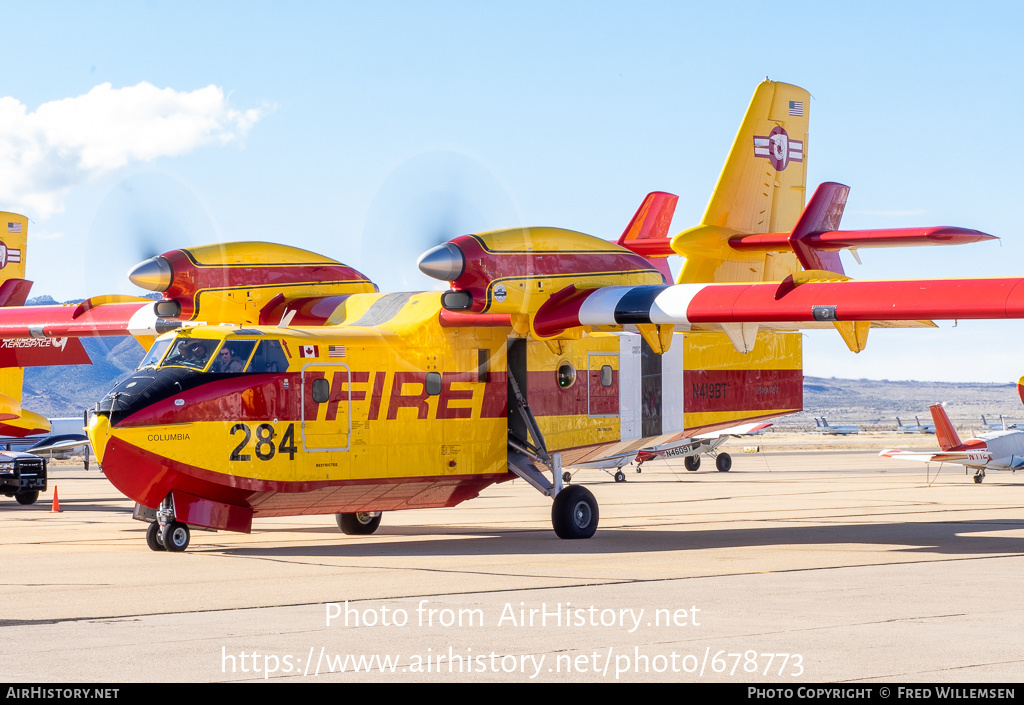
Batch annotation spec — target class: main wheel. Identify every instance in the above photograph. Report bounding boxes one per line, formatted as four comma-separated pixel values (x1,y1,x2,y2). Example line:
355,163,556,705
974,474,984,484
146,522,166,551
716,453,732,472
614,471,626,483
15,490,39,505
337,511,382,535
160,521,190,552
551,485,598,539
684,455,701,472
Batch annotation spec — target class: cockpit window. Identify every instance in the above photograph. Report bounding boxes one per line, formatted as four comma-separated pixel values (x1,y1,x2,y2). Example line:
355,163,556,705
211,340,257,373
245,340,289,373
139,339,172,369
160,339,216,370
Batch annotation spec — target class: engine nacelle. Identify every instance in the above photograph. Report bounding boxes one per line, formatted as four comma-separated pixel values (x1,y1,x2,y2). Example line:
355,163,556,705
418,228,664,327
129,242,377,324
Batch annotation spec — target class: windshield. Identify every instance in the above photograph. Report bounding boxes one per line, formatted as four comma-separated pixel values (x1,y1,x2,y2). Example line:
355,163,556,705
160,338,216,370
139,338,172,368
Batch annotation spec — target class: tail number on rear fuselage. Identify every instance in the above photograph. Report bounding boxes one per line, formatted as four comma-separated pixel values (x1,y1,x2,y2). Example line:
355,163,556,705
229,422,298,462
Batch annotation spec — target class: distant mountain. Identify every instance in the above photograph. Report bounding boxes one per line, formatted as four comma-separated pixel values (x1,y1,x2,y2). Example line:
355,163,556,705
22,337,145,417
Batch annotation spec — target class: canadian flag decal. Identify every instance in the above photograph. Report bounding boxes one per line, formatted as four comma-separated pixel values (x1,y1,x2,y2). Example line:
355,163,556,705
299,345,319,358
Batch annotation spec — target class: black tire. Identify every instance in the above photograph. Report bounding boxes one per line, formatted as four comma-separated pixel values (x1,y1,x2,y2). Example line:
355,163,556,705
716,453,732,472
614,471,626,483
146,522,166,551
161,521,190,552
684,455,701,472
551,485,598,539
974,474,984,484
337,512,382,535
562,471,572,484
15,491,39,505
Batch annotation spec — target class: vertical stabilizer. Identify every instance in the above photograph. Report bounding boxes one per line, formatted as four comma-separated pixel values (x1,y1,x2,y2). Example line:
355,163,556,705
930,404,961,451
0,214,50,437
673,80,809,283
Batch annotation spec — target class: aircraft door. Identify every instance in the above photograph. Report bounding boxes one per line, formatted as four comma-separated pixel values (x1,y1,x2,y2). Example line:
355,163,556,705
301,363,352,451
587,352,619,417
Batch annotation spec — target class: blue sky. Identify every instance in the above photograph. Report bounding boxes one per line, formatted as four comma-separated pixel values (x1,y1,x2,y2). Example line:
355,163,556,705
2,1,1022,382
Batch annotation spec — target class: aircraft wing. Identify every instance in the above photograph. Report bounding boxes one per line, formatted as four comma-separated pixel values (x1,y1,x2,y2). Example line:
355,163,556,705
27,438,92,457
695,422,772,439
879,449,992,465
532,277,1024,338
0,298,178,340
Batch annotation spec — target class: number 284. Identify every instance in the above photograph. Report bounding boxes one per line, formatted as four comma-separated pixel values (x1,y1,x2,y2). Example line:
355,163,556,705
229,423,298,461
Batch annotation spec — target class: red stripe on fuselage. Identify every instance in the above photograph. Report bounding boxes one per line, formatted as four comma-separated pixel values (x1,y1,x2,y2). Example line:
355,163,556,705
683,369,803,413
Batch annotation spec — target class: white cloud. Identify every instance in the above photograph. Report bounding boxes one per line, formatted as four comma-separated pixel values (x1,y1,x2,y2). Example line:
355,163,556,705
0,82,262,218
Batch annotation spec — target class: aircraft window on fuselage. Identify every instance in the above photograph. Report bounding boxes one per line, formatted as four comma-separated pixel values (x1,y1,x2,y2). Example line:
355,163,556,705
161,339,216,370
245,340,289,373
139,339,172,368
212,340,257,373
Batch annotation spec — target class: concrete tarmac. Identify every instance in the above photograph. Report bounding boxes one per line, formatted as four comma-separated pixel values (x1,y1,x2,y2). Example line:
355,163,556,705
3,440,1024,683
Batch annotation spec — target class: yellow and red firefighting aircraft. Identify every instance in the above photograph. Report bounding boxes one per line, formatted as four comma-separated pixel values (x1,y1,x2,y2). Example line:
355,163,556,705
1,80,1017,550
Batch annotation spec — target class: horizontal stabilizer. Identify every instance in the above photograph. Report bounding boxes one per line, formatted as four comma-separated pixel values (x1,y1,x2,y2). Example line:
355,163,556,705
730,226,996,253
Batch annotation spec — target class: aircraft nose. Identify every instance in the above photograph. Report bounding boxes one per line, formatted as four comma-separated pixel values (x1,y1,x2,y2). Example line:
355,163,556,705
129,256,172,292
87,413,111,465
417,243,465,282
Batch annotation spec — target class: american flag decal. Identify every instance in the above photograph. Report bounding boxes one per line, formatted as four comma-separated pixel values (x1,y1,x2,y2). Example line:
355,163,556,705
328,345,346,358
788,100,804,117
7,223,21,234
299,345,318,358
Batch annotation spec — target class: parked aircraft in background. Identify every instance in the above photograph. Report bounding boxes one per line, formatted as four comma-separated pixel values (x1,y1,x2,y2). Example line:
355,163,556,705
812,418,860,435
896,416,935,434
565,421,772,482
881,383,1024,483
980,415,1018,431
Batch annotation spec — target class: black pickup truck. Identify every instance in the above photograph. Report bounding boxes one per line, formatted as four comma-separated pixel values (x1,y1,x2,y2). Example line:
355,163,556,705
0,451,47,505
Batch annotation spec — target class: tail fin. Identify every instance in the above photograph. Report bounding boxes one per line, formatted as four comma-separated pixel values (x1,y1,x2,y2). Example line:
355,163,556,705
1017,376,1024,408
615,192,678,282
673,80,809,283
0,213,84,438
930,404,961,451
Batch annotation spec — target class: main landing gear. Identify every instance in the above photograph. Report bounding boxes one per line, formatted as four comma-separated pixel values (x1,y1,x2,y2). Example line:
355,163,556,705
505,367,599,539
551,485,599,539
973,469,986,484
336,511,382,535
684,452,732,472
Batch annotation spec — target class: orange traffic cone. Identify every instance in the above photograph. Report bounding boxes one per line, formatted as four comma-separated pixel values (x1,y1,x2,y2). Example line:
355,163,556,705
51,486,62,513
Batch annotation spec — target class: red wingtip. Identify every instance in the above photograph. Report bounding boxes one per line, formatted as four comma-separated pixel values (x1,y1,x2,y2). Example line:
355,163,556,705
1017,376,1024,408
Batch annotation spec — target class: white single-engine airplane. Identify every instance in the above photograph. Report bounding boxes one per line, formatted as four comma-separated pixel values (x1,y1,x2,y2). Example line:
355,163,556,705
881,382,1024,483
